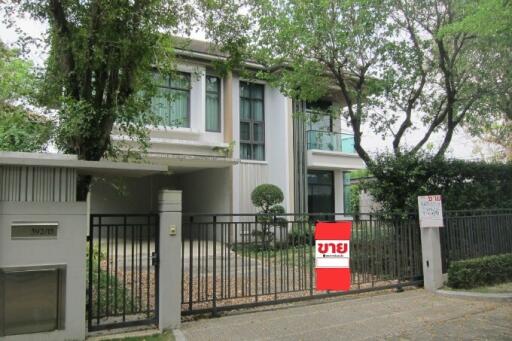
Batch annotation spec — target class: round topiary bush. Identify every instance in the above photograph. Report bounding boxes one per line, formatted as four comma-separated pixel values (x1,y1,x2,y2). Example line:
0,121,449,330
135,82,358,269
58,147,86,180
251,184,284,212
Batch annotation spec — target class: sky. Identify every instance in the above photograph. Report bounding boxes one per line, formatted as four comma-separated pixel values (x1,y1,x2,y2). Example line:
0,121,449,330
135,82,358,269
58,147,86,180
0,16,497,161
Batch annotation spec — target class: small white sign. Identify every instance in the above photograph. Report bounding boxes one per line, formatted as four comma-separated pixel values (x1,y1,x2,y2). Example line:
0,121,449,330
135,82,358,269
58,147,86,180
418,195,444,228
315,240,350,268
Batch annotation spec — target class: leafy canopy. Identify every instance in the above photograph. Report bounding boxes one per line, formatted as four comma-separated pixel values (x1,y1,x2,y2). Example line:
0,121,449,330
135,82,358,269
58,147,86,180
2,0,196,198
0,41,52,152
251,184,285,214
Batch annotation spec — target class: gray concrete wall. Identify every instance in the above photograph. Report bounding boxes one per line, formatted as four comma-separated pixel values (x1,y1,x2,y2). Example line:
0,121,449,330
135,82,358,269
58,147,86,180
90,169,231,216
0,166,76,202
0,201,87,341
177,168,231,214
89,175,177,214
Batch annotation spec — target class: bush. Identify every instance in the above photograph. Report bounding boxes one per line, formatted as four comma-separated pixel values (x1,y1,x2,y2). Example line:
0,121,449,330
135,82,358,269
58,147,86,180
447,253,512,289
251,184,284,212
288,223,315,246
364,152,512,215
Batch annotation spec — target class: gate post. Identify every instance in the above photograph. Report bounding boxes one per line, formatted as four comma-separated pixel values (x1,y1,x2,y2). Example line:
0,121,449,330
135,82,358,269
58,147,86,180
420,227,444,291
158,190,182,331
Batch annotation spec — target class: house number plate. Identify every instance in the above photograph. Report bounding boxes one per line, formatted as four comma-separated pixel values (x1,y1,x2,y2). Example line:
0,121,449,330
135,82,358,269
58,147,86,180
11,222,59,239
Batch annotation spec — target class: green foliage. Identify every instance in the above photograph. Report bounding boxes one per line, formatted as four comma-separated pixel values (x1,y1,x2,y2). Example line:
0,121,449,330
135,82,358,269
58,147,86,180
0,105,53,152
350,185,361,217
206,0,490,167
251,184,284,213
0,41,52,152
3,1,196,198
441,1,512,160
250,184,286,249
288,223,314,246
447,253,512,289
365,153,512,214
86,246,136,318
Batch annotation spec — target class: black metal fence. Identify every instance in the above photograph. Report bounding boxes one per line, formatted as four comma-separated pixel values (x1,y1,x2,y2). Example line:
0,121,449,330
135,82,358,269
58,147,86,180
87,214,159,331
181,213,422,315
440,209,512,272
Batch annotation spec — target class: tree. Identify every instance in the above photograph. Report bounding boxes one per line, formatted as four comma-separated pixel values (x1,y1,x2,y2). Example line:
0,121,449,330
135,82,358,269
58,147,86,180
251,184,285,248
204,0,494,211
441,0,512,160
2,1,193,199
0,41,52,152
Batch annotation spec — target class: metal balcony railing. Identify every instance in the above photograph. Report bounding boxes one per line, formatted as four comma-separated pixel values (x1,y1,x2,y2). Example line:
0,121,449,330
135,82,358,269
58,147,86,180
306,130,355,153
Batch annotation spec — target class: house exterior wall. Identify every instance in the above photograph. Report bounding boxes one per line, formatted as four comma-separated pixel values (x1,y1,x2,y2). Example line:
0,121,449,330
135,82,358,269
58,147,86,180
104,52,366,216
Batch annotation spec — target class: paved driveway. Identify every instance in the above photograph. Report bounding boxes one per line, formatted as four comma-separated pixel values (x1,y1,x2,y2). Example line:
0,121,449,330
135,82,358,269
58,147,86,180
179,289,512,340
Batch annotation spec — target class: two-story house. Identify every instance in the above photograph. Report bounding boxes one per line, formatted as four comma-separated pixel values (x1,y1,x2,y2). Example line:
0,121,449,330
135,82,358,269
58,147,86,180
89,38,365,217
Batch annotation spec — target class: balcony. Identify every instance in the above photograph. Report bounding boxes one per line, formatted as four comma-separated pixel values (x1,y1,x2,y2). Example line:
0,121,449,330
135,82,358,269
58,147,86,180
307,130,356,153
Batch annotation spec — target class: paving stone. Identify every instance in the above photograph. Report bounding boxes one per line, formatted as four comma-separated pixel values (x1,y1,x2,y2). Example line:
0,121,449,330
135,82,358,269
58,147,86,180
180,289,512,341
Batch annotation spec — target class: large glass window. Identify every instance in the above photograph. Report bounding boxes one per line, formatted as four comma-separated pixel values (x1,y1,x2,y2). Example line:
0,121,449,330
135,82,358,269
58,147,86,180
151,72,191,127
206,75,221,132
308,170,335,215
240,82,265,161
306,101,332,132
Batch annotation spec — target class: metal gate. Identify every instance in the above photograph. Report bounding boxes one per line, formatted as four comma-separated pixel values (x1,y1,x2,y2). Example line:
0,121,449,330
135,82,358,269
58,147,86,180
181,213,423,316
87,214,159,331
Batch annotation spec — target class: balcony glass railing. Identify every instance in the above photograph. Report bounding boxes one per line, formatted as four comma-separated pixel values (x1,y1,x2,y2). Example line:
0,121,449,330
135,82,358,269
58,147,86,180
307,130,356,153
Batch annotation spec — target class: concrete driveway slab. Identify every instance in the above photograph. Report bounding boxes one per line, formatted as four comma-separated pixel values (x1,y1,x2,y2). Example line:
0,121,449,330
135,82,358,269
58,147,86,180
180,289,512,340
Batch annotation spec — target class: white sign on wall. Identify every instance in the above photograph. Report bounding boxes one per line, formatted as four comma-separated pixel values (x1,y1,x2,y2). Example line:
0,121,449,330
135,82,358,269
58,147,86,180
418,195,444,228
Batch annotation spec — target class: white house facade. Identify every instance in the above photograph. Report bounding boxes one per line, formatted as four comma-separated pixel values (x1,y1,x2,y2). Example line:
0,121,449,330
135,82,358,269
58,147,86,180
90,39,365,217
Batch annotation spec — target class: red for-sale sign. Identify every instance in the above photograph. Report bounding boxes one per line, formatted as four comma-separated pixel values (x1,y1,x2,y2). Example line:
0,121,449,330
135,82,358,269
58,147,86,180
315,221,352,291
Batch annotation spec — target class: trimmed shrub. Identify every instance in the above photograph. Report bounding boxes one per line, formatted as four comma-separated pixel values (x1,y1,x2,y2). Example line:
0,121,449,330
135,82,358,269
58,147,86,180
447,253,512,289
251,184,284,212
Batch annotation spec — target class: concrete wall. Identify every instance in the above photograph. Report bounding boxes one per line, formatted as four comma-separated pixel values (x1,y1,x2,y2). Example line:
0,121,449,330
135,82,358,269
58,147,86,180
0,166,76,202
90,169,231,215
89,175,177,214
0,201,87,341
177,168,231,214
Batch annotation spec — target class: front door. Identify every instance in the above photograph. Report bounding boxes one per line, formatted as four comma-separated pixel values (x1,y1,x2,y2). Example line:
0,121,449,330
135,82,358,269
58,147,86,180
307,170,335,218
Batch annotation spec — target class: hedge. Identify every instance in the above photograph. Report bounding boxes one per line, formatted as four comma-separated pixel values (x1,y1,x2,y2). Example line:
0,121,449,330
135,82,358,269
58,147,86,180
447,253,512,289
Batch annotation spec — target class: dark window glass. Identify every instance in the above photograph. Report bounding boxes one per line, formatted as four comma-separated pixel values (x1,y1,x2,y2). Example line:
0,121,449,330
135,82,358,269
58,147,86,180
240,82,265,160
308,170,335,218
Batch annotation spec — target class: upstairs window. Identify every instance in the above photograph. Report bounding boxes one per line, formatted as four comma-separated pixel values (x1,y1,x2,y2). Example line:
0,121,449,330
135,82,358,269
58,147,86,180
206,75,221,132
306,101,333,132
240,82,265,161
151,72,191,127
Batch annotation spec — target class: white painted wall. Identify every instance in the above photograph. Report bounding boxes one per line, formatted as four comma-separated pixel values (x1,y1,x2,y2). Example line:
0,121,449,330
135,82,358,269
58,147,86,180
334,170,344,213
232,75,293,214
0,202,87,341
177,168,231,214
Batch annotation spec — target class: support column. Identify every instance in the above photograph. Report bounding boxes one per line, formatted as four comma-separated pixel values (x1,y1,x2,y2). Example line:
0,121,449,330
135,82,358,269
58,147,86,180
158,190,182,331
420,227,444,291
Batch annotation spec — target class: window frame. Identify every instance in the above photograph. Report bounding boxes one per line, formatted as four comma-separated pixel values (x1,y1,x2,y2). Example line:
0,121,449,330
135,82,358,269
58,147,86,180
307,170,335,214
205,75,222,132
240,81,265,161
153,71,191,128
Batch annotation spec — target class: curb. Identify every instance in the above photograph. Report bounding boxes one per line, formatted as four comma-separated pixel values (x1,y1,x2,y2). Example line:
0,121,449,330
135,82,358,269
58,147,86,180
435,289,512,302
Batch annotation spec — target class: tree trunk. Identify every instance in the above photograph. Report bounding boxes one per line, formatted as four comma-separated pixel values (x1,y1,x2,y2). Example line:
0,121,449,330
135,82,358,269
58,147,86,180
77,175,92,201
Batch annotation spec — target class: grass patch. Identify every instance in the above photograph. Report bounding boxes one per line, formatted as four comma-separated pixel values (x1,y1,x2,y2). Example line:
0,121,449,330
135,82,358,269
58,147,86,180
102,331,174,341
444,281,512,294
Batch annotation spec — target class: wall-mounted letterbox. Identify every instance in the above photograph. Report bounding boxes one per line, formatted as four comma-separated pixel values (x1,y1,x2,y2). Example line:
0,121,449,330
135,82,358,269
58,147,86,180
0,265,66,337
